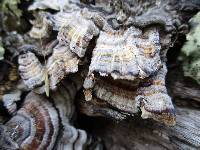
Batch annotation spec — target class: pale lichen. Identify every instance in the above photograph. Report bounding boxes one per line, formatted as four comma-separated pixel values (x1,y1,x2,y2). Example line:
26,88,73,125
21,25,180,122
0,46,5,60
1,0,22,18
0,38,5,60
181,12,200,84
1,0,30,32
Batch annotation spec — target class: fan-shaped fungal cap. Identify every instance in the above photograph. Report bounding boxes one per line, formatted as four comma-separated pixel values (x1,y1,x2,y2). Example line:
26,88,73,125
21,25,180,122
50,77,91,150
57,11,99,58
84,62,175,125
0,125,19,149
47,44,79,89
18,51,45,89
28,0,71,11
2,92,59,149
136,64,175,125
3,90,22,115
84,75,139,112
89,27,162,80
29,12,53,39
51,77,82,123
56,124,88,150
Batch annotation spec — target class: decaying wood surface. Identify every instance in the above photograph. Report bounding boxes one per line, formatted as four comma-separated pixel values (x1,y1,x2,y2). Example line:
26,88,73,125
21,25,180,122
78,106,200,150
76,38,200,150
0,0,200,150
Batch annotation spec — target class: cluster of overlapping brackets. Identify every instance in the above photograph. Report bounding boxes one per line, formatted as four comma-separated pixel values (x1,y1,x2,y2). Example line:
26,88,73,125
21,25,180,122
0,0,200,149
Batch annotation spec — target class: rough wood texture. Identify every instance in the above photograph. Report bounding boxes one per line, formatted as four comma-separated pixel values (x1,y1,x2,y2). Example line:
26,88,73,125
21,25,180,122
1,0,200,149
78,106,200,150
171,81,200,103
167,66,200,104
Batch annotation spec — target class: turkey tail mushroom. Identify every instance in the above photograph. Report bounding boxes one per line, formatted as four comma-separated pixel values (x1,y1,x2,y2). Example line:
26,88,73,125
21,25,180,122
136,63,176,125
29,12,53,39
82,26,174,125
18,51,45,90
57,10,99,58
47,44,79,90
51,75,101,150
88,27,162,80
0,92,60,150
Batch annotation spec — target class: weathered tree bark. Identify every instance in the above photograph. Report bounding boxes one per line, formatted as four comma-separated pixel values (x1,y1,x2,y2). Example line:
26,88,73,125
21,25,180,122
78,106,200,150
168,68,200,103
